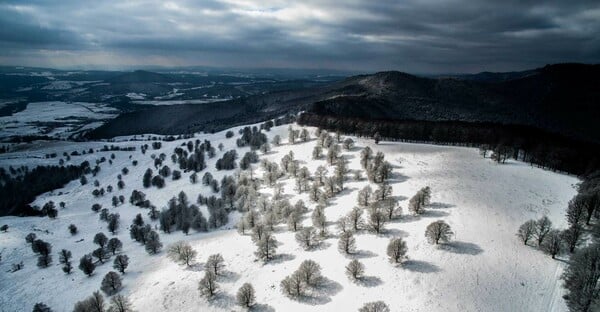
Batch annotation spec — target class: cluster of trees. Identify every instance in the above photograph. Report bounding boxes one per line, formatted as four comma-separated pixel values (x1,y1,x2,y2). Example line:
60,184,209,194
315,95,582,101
408,187,431,215
0,162,90,216
298,113,600,177
236,126,268,150
159,191,208,234
216,150,237,170
171,139,211,172
281,260,323,298
360,147,393,183
129,215,163,255
27,234,52,268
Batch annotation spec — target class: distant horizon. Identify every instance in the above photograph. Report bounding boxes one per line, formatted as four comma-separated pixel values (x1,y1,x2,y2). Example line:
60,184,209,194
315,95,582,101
2,61,597,77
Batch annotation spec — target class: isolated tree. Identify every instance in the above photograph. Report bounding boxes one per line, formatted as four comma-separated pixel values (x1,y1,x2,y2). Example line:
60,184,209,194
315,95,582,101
541,230,562,259
73,291,105,312
338,231,357,254
562,243,600,312
298,259,322,287
145,230,162,254
236,283,256,308
0,224,7,232
101,271,123,296
198,271,218,298
94,232,108,248
79,255,96,276
346,259,365,280
205,254,225,276
387,238,408,263
359,301,390,312
69,224,78,235
535,215,552,246
113,254,129,274
32,303,53,312
168,241,197,266
358,186,373,206
255,233,277,262
107,214,120,235
425,220,453,245
517,220,536,245
106,238,122,255
108,294,133,312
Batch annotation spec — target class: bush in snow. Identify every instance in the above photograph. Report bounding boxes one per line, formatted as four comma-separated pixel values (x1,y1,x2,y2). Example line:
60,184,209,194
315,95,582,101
68,224,78,235
32,303,53,312
0,224,7,232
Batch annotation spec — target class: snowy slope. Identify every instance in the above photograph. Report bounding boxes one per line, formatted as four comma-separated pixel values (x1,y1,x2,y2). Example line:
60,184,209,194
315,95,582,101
0,123,577,312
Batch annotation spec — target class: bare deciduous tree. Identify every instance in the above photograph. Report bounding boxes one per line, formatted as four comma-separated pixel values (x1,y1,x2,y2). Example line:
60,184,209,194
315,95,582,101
425,220,453,245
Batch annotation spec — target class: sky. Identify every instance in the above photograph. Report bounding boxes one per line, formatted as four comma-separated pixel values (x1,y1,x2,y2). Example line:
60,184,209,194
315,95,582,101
0,0,599,74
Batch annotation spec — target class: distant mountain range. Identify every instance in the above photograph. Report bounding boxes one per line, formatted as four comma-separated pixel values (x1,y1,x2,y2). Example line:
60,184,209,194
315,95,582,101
90,63,600,143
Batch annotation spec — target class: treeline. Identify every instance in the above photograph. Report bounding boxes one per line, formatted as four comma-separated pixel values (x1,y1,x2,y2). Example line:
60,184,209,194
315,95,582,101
298,113,600,176
0,162,90,216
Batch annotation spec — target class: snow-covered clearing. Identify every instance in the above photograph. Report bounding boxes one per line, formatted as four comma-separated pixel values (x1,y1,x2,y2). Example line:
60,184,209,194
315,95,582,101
0,123,577,312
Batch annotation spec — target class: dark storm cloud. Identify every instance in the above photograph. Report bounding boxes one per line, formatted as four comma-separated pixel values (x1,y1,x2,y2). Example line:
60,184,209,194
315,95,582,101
0,0,598,73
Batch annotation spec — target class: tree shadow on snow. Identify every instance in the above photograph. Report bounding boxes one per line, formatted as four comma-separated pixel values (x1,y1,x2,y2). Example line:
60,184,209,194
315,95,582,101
297,277,343,305
428,202,455,209
267,253,295,265
421,209,450,218
252,303,276,312
388,171,409,184
355,275,383,288
207,292,235,309
186,262,205,272
219,270,240,283
440,241,483,255
402,260,441,273
381,228,409,238
349,249,378,260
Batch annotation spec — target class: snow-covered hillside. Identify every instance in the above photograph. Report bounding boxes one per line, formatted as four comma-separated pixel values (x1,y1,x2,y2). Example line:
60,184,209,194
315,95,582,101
0,123,578,312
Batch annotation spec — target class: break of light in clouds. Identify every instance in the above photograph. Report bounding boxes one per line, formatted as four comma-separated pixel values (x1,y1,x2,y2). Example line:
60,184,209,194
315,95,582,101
0,0,599,73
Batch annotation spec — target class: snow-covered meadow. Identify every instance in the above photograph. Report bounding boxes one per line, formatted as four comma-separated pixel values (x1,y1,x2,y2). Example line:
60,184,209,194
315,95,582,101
0,123,577,311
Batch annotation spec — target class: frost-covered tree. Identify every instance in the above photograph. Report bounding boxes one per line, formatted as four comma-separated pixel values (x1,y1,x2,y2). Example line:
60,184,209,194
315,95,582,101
198,271,218,298
79,255,96,276
517,220,536,245
167,241,197,266
387,238,408,263
425,220,453,245
358,186,373,206
281,271,304,297
368,207,386,234
287,212,302,232
348,207,363,231
359,301,390,312
255,233,277,262
296,227,319,250
73,291,104,312
205,254,225,276
236,283,256,308
272,135,281,146
312,206,327,236
113,254,129,274
338,231,356,254
101,271,122,296
346,259,364,280
298,260,322,287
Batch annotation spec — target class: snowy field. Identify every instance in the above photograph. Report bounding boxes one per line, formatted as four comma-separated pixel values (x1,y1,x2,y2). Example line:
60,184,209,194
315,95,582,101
0,101,118,139
0,123,578,312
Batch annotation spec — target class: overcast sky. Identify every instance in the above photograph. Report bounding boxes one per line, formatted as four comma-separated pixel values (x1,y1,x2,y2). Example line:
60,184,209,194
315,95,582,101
0,0,598,73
